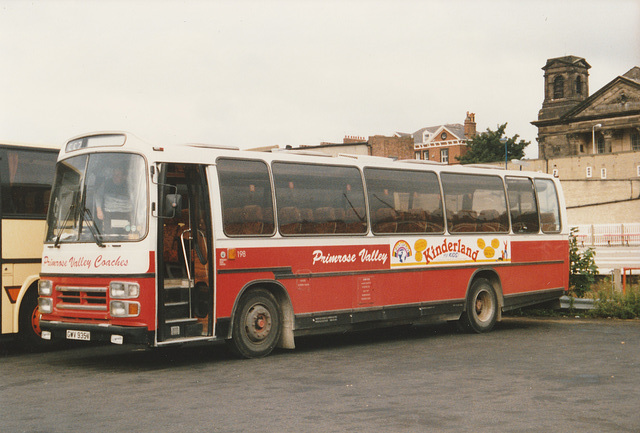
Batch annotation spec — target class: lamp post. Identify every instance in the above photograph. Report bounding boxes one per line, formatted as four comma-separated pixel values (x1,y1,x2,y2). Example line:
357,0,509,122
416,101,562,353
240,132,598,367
592,123,602,154
500,138,508,169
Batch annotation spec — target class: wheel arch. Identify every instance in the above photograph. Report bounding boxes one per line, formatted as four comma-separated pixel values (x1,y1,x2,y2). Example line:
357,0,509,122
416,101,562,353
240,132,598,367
14,275,40,331
228,279,295,350
465,268,504,321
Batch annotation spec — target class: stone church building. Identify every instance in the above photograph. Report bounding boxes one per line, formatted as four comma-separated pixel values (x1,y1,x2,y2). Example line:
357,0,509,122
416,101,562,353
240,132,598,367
530,56,640,225
532,55,640,159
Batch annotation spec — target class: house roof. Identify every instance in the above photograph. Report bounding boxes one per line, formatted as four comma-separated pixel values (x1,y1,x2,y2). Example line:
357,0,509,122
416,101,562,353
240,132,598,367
398,123,466,145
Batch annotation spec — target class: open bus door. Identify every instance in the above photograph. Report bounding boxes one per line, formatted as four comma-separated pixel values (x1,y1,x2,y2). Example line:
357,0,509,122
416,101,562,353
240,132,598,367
157,163,213,342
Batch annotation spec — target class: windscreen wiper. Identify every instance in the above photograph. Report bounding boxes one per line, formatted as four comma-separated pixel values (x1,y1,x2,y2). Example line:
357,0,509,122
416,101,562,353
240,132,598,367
54,203,75,248
79,183,104,248
81,207,104,248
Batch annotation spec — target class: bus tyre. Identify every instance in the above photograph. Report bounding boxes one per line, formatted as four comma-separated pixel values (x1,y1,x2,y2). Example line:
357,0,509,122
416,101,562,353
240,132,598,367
231,288,282,358
18,289,50,351
459,278,498,334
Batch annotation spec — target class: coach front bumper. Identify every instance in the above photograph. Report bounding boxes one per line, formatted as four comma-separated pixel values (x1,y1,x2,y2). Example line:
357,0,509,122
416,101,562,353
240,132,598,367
40,320,152,345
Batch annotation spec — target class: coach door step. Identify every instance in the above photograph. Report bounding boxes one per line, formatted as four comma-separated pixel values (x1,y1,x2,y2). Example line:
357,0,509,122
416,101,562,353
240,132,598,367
161,281,203,338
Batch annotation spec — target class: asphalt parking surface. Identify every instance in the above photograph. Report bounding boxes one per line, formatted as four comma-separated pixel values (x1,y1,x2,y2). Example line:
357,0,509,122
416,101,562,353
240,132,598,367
1,317,639,432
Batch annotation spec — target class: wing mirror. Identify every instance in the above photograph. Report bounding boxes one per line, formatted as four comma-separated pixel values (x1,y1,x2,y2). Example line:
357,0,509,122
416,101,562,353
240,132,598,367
164,194,183,218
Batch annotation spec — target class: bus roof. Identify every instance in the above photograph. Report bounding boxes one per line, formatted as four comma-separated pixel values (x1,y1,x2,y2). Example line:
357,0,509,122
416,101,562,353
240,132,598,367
0,140,60,151
60,131,554,180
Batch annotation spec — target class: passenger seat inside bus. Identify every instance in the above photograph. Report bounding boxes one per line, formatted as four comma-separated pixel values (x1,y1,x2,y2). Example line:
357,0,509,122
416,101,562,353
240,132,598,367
374,208,398,233
278,206,302,235
163,209,190,278
313,207,337,234
344,207,366,233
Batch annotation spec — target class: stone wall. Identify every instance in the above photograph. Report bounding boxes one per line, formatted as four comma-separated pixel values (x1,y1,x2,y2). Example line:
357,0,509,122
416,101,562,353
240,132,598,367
505,152,640,224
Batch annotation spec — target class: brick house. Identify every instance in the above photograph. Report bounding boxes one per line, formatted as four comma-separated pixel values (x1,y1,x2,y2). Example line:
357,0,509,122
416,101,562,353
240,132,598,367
274,113,477,165
293,135,416,160
397,112,477,164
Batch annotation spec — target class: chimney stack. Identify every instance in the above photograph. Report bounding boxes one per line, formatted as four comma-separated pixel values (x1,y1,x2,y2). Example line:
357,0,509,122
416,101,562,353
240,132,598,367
343,135,366,144
464,112,476,138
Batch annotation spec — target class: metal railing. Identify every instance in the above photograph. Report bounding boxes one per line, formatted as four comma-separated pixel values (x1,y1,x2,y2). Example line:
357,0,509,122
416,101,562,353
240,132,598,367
623,267,640,293
573,223,640,246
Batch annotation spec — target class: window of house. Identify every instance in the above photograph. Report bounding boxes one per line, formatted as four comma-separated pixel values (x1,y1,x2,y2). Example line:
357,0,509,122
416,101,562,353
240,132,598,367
601,168,607,179
632,132,640,151
586,167,592,178
553,75,564,99
440,148,449,164
575,76,582,95
597,136,605,154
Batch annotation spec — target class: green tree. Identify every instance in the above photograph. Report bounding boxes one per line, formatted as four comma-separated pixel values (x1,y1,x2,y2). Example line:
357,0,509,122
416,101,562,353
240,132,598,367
457,123,529,164
569,227,598,297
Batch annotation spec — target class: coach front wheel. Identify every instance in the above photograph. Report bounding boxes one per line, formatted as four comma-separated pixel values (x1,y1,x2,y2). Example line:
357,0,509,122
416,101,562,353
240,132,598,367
18,288,52,351
231,288,282,358
459,278,498,333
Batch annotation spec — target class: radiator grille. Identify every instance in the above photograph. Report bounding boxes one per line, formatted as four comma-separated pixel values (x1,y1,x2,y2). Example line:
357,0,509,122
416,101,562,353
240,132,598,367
56,286,108,311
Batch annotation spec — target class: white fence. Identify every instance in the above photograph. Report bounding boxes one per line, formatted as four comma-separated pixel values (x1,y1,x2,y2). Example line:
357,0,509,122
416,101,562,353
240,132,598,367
573,223,640,246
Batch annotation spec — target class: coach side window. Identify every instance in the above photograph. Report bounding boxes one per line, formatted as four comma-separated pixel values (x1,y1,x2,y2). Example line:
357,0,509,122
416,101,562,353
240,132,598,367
534,178,561,233
0,148,57,218
506,177,540,234
217,158,275,236
273,162,367,235
364,168,444,234
441,173,509,234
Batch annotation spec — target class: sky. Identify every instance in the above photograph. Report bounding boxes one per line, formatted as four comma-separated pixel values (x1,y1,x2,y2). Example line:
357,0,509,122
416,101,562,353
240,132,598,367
1,0,639,159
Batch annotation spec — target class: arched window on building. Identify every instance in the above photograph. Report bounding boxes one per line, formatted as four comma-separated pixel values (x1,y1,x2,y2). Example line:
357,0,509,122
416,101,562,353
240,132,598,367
553,75,564,99
575,75,582,95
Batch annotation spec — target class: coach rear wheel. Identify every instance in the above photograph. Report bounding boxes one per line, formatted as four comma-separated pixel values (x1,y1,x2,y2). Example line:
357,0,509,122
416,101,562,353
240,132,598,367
231,288,282,358
460,278,498,333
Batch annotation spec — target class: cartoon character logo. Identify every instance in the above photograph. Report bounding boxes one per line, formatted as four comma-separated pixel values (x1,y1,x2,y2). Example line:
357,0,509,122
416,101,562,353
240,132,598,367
392,240,412,263
478,238,501,259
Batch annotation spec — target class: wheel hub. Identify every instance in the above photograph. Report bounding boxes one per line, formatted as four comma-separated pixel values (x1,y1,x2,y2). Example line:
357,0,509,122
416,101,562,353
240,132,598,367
474,290,493,323
245,304,272,342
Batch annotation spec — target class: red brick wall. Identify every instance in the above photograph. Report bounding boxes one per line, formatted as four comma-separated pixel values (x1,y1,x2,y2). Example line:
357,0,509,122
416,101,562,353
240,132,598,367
368,135,414,160
418,144,468,164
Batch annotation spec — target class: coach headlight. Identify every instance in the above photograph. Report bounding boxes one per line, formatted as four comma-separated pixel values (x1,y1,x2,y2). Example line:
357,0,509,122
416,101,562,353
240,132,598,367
38,280,53,296
38,297,53,314
110,282,140,298
110,300,140,317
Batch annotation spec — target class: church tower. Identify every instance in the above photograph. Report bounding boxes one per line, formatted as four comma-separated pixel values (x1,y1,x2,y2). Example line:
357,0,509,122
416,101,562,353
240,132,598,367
538,56,591,121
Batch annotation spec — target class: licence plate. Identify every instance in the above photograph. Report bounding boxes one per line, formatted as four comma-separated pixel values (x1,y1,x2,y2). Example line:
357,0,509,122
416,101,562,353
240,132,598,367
66,330,91,341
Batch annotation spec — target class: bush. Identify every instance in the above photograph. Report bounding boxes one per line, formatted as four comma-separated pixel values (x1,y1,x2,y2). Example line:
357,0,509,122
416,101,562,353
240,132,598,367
590,285,640,319
569,227,598,298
